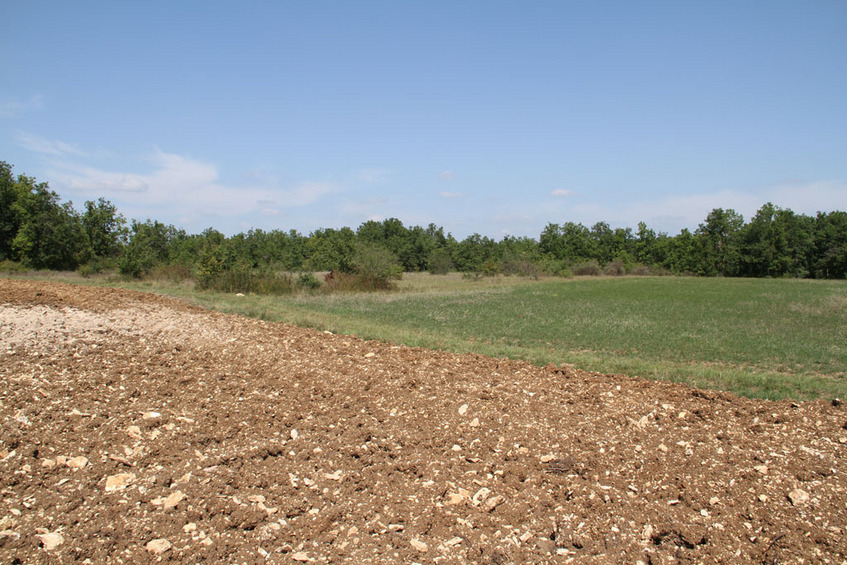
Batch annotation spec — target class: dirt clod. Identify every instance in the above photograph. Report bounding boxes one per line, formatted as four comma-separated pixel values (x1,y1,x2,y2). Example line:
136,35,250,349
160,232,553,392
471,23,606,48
1,279,846,563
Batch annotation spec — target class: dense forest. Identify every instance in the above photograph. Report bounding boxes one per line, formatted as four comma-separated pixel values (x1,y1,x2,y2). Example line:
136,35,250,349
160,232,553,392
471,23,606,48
2,161,846,292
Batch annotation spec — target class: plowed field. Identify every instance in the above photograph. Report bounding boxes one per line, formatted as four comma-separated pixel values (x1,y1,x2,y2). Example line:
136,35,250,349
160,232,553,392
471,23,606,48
1,279,845,563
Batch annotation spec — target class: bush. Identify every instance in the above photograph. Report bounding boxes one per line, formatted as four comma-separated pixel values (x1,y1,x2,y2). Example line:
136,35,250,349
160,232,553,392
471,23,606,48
428,248,453,275
349,243,402,290
501,254,540,279
0,260,27,273
150,263,193,283
297,272,322,290
572,260,602,276
628,263,652,276
603,260,626,276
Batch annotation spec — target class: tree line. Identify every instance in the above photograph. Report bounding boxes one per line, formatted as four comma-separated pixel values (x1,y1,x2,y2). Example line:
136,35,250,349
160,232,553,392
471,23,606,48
2,161,846,288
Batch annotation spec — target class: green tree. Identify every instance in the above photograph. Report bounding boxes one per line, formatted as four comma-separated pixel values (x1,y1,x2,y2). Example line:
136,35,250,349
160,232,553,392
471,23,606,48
306,227,357,272
118,220,177,278
812,211,847,279
738,203,814,278
11,177,85,270
82,197,126,262
695,208,744,276
0,161,24,261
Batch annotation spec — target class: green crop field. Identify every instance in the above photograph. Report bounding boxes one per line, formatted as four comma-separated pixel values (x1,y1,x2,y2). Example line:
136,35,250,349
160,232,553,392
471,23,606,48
98,273,847,401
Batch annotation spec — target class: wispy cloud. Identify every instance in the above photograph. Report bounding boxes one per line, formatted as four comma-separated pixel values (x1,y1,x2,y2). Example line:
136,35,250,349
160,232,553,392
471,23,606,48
41,146,345,230
551,180,847,235
551,188,576,197
0,95,43,118
439,170,455,181
17,131,87,157
355,169,391,184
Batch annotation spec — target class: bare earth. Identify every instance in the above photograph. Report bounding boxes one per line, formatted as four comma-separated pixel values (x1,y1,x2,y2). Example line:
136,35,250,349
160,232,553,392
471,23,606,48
1,279,845,564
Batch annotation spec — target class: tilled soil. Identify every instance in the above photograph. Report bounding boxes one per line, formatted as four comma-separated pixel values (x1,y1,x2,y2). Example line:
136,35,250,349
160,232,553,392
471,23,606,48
1,279,846,564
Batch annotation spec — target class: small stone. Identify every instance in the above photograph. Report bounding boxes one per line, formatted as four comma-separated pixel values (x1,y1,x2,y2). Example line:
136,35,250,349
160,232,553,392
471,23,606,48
470,417,480,427
537,538,555,554
410,538,428,553
754,465,768,475
291,551,311,561
539,454,556,463
143,411,161,419
445,536,463,547
145,538,171,554
458,404,469,415
163,490,186,510
323,470,343,481
364,352,376,358
105,472,136,492
485,495,505,512
709,497,720,506
66,456,89,469
247,494,266,504
451,444,462,452
38,532,64,551
445,493,465,505
788,488,810,506
183,523,197,533
472,487,492,505
126,426,143,440
758,494,768,503
290,429,299,440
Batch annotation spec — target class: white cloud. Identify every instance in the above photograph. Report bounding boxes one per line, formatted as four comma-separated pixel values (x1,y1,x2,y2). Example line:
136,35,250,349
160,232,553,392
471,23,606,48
439,191,463,198
551,188,576,197
42,147,345,231
0,95,43,118
17,131,87,157
355,169,391,184
558,180,847,235
439,170,455,181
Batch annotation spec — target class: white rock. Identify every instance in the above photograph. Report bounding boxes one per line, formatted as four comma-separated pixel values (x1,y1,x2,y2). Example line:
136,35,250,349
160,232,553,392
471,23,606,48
163,490,186,510
145,538,171,554
38,532,64,551
458,404,469,415
788,488,810,506
410,538,428,553
66,456,89,469
105,472,136,492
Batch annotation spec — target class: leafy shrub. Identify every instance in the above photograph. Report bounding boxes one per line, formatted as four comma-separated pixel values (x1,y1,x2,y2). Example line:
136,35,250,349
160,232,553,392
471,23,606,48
538,258,572,277
480,259,501,277
628,264,652,276
603,260,626,276
572,260,602,276
501,254,540,279
0,260,27,273
428,248,453,275
349,243,403,290
150,263,193,283
297,272,322,290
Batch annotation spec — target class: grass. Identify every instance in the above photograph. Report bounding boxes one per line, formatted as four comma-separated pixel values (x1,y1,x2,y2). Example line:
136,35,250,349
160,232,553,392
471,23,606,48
6,271,846,401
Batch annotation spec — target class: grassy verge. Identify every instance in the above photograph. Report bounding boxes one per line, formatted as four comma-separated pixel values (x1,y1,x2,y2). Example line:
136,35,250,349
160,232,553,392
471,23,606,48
6,271,846,401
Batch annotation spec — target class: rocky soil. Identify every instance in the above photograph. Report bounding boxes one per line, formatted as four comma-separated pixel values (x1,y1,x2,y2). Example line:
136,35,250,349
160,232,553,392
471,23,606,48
1,279,846,564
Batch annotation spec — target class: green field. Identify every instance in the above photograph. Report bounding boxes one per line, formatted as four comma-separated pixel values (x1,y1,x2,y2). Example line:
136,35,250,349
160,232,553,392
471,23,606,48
94,273,846,401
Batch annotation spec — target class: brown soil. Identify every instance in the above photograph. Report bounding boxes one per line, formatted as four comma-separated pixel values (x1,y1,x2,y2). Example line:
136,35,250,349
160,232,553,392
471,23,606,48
1,279,845,564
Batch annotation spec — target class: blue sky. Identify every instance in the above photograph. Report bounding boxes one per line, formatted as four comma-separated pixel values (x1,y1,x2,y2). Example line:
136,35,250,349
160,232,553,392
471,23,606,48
2,1,846,239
